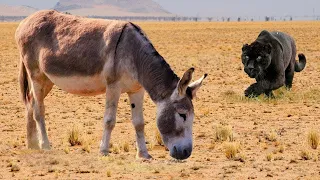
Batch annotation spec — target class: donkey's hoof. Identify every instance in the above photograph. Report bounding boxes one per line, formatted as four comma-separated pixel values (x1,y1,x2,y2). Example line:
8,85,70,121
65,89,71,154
41,144,51,150
137,151,153,160
100,150,109,156
27,143,41,150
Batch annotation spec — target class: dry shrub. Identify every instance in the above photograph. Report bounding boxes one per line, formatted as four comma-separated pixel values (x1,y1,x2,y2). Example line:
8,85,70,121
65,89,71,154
64,147,70,154
300,150,312,160
234,153,246,163
279,145,285,153
308,130,319,149
224,142,239,159
10,164,20,172
147,142,154,151
68,127,82,146
82,143,91,153
106,170,111,177
224,90,237,96
274,156,284,161
215,125,234,142
122,142,130,152
112,144,120,154
266,153,273,161
266,130,277,142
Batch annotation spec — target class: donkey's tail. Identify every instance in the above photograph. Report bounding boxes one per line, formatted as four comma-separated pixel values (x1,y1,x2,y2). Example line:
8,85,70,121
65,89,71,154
295,53,306,72
19,60,29,104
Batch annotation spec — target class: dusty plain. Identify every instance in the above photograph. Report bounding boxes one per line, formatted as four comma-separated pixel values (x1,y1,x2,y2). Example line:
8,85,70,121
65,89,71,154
1,21,320,179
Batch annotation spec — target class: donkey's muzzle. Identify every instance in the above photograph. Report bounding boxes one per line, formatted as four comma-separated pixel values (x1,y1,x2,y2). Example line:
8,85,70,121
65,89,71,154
171,144,192,160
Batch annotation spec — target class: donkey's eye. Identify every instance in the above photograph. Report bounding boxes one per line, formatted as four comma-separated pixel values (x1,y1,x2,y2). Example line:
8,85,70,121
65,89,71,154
178,113,187,121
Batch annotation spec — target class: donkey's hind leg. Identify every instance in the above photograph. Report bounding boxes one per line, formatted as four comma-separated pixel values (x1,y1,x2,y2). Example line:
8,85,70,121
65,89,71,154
28,74,53,149
128,88,152,159
25,94,40,149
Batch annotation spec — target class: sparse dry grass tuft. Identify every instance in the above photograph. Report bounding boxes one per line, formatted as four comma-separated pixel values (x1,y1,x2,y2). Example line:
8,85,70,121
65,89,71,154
279,145,285,153
266,130,277,142
147,142,154,151
82,143,91,153
122,142,130,152
10,164,20,172
106,170,111,177
224,142,240,159
64,147,70,154
112,144,120,154
266,153,273,161
215,125,234,142
68,127,82,146
307,129,319,149
234,153,246,163
300,150,312,160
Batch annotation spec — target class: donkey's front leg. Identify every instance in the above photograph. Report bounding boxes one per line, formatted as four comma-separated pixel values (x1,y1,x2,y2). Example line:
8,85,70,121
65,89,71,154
100,84,121,156
128,89,152,159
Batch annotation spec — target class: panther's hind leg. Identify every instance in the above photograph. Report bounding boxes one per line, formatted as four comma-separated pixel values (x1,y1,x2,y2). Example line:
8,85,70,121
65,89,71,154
285,63,295,90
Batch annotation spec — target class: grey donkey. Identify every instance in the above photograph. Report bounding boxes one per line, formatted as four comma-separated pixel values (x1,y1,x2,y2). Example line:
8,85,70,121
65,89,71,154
15,10,207,160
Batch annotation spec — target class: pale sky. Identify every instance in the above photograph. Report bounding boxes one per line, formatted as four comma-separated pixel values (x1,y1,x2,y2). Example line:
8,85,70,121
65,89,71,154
0,0,318,17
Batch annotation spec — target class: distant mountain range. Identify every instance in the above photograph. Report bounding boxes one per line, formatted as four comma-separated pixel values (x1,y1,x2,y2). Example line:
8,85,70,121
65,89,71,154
0,0,171,17
0,5,38,16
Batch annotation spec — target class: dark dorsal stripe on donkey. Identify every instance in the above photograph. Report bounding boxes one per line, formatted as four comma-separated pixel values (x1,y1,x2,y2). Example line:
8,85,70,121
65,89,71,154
241,30,306,98
16,10,207,160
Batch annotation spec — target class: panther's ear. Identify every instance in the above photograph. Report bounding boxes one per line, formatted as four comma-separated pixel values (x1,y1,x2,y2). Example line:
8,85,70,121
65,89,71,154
242,44,249,52
263,44,272,54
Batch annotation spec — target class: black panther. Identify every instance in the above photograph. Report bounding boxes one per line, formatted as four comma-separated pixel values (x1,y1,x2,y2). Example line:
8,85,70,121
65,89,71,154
241,30,306,97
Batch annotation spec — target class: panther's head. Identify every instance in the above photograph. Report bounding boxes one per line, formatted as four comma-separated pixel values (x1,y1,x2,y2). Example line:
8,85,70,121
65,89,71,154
241,42,272,79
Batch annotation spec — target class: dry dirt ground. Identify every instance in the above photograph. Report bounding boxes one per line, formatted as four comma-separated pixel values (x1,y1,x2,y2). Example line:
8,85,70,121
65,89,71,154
1,21,320,179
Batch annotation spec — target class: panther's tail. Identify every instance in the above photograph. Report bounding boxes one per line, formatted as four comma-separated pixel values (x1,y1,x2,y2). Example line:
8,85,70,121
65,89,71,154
295,53,306,72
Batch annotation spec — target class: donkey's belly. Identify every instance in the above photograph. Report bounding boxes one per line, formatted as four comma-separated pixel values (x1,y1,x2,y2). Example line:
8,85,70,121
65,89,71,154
46,74,107,96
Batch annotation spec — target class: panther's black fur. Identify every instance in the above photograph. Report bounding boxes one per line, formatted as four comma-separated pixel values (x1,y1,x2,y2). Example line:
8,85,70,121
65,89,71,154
241,30,306,97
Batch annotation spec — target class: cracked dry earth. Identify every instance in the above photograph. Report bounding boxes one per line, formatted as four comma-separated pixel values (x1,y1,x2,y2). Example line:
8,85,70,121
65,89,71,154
1,21,320,179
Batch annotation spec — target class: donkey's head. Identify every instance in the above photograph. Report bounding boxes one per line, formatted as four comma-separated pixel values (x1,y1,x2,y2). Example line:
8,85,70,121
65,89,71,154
156,68,207,160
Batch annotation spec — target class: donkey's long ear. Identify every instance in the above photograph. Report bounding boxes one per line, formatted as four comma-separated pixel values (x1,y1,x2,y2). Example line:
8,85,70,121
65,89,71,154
178,68,194,96
187,74,208,99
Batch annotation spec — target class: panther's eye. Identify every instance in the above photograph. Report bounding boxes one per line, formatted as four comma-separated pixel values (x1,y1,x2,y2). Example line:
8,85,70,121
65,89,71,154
178,113,187,121
245,56,249,60
256,56,262,62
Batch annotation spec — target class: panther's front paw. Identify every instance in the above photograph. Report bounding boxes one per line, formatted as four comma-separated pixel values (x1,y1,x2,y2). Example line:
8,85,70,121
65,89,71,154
244,85,260,97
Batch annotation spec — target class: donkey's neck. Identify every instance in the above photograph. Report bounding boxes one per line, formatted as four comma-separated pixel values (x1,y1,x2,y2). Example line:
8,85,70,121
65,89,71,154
123,23,179,102
134,49,179,102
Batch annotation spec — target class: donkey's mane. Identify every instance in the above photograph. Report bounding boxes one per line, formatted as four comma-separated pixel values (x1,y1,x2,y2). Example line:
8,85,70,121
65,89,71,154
129,22,180,102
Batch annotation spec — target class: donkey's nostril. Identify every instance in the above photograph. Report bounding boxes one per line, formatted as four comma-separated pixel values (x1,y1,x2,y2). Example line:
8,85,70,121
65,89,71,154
183,149,188,157
173,146,178,154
